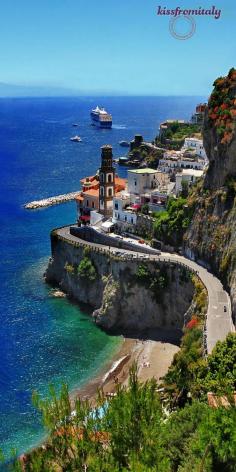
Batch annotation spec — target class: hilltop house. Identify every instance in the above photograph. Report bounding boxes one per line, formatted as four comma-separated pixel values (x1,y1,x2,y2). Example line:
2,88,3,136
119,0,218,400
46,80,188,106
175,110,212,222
183,137,207,159
191,103,207,125
159,119,186,139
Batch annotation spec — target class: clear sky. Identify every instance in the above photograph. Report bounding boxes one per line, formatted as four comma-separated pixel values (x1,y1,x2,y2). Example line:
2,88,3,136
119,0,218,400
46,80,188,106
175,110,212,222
0,0,235,95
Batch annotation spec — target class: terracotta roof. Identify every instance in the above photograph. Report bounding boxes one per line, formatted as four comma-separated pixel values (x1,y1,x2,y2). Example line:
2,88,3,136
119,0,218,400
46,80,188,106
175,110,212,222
80,175,97,184
75,195,84,201
115,177,127,186
83,189,99,197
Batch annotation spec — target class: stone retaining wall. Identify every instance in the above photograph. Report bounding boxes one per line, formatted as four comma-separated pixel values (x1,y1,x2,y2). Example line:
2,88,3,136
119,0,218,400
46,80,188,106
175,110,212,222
70,225,161,256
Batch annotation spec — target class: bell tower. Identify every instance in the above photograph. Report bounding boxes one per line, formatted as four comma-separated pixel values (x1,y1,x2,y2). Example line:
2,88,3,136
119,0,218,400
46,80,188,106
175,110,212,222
99,145,115,217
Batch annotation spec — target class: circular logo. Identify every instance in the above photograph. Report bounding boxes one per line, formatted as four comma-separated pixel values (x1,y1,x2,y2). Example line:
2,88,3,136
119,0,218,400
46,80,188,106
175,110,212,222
169,15,196,40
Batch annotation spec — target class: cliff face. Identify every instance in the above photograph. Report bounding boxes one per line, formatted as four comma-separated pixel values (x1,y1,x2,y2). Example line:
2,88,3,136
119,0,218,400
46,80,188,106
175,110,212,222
203,84,236,190
46,236,194,333
184,68,236,318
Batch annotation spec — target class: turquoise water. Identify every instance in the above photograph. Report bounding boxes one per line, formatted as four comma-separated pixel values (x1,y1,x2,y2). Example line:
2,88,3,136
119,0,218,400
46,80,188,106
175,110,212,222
1,251,121,459
0,96,203,460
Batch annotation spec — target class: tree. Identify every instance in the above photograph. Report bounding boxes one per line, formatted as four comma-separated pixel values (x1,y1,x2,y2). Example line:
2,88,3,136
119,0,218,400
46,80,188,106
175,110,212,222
141,204,149,215
202,333,236,394
77,257,97,281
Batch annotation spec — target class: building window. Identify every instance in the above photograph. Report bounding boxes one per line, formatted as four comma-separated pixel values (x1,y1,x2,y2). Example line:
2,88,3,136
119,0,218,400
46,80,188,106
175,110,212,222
115,202,118,210
100,173,104,183
100,187,104,196
134,180,137,186
108,174,112,183
108,188,113,197
131,218,133,224
92,201,94,208
125,216,127,222
86,200,89,206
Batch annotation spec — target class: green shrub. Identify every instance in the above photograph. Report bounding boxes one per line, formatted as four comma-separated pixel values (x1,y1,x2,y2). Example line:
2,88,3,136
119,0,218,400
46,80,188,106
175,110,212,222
136,264,169,301
153,196,194,246
202,333,236,394
64,262,75,274
77,257,97,281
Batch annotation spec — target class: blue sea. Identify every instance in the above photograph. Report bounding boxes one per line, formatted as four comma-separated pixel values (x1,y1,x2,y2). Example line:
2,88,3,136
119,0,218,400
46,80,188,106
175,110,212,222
0,96,204,460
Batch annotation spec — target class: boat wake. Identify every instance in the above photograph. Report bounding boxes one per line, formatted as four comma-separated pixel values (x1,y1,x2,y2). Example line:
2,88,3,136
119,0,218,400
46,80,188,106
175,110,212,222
112,124,127,130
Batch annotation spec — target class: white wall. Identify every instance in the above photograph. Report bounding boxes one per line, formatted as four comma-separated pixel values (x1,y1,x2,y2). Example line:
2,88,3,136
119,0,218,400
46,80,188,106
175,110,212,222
128,171,159,194
113,209,137,225
159,159,204,171
112,195,137,225
183,138,207,159
90,211,104,226
175,173,198,195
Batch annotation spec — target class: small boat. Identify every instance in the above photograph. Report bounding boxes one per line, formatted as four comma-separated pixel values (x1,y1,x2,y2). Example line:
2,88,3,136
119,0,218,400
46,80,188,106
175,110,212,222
70,135,82,142
72,123,79,127
119,140,130,147
118,156,129,165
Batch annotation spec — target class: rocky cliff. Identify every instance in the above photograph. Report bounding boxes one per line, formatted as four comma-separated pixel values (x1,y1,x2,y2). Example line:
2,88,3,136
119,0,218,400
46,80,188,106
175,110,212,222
184,68,236,319
46,235,194,334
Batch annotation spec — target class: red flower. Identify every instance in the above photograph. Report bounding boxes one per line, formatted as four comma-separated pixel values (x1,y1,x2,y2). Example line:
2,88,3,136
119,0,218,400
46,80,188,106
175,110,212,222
186,317,198,329
221,103,228,111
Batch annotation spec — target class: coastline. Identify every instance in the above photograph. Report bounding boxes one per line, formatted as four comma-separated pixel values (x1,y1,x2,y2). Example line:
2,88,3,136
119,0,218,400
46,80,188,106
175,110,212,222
71,329,181,405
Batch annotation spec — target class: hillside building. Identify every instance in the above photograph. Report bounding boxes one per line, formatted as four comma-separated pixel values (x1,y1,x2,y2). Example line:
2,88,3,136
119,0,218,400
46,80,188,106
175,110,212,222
183,137,207,159
175,169,204,195
159,149,205,173
112,168,173,230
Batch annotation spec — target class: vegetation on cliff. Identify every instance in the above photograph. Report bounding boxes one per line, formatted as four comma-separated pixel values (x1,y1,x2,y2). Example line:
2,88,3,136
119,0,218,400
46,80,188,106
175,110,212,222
208,67,236,145
153,196,195,247
162,275,208,407
155,121,201,150
5,334,236,471
77,256,97,282
183,67,236,300
64,248,98,282
128,145,164,169
135,264,169,302
150,68,236,308
184,181,235,276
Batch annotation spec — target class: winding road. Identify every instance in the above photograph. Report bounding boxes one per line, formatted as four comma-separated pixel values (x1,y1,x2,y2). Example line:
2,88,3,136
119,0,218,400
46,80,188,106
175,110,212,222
55,226,235,354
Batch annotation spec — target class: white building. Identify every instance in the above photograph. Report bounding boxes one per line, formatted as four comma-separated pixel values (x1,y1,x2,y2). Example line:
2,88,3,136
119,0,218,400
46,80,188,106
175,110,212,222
175,169,204,195
159,150,205,172
112,192,138,226
183,137,207,159
112,169,173,228
127,168,160,195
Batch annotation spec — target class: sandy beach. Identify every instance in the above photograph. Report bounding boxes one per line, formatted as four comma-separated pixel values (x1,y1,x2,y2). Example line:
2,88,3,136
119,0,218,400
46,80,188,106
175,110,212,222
73,329,181,404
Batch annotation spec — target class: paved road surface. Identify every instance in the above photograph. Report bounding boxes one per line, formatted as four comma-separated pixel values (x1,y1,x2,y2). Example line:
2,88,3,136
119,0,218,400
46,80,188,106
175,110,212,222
55,226,234,354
